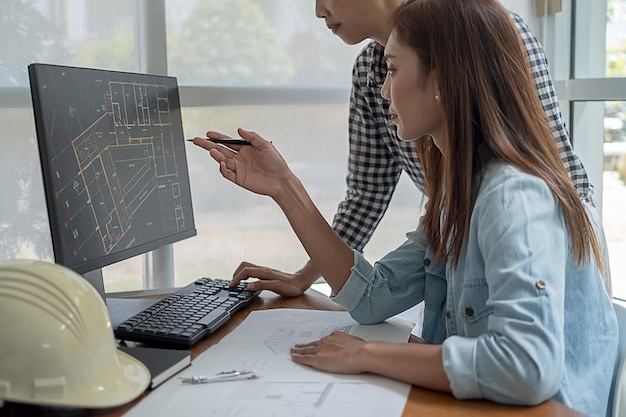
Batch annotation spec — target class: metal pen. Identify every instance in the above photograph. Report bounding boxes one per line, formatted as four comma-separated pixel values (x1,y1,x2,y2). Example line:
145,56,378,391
186,138,251,145
180,370,258,384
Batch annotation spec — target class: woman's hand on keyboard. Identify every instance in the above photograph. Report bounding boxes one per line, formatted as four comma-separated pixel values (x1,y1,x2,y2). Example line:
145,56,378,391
230,261,317,298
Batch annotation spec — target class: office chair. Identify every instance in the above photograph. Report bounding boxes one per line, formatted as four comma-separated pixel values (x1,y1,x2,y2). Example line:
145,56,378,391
611,300,626,417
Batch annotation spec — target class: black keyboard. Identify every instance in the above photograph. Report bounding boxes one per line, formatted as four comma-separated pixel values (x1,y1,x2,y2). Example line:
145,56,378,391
114,278,260,348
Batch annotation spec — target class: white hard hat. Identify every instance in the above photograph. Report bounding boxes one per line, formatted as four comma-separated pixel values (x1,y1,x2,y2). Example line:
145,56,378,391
0,259,150,408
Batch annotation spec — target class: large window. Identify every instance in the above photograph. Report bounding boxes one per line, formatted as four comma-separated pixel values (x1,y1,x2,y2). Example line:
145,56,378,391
500,0,625,300
568,0,626,298
2,0,623,298
603,1,626,298
0,0,141,268
0,0,419,293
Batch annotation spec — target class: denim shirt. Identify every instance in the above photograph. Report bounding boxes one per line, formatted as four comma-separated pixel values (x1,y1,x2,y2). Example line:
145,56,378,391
333,163,617,417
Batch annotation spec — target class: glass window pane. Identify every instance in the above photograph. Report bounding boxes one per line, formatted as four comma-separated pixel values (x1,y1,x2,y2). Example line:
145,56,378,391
604,100,626,298
603,0,626,299
573,99,626,299
165,0,364,87
574,0,626,79
0,109,144,294
0,109,52,261
608,0,626,78
0,0,137,87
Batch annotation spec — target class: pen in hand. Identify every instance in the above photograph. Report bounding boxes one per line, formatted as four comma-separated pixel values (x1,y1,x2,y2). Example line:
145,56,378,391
187,138,251,146
180,370,259,384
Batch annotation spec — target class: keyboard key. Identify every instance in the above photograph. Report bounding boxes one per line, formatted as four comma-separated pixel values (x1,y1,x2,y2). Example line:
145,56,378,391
197,308,229,326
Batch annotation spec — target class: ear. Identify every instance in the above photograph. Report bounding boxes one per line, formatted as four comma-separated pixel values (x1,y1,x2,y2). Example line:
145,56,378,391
430,70,441,102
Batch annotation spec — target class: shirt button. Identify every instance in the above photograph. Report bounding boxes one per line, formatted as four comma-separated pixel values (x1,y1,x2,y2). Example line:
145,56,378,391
465,308,474,317
424,258,431,266
536,280,546,289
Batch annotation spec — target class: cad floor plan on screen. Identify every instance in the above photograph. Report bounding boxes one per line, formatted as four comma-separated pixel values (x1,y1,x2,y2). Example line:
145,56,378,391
33,65,194,264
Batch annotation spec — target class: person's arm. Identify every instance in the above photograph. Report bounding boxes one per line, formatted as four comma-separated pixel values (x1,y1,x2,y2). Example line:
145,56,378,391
269,171,354,292
511,11,613,295
291,331,451,392
332,42,404,253
509,11,591,201
291,169,569,405
230,259,320,297
290,228,449,390
228,43,405,296
193,129,355,294
443,170,566,405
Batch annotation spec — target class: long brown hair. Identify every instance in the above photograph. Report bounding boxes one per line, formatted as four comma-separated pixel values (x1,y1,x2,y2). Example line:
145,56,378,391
391,0,600,268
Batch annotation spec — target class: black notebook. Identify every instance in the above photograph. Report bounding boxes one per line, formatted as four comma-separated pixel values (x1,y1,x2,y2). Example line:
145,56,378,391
118,346,191,389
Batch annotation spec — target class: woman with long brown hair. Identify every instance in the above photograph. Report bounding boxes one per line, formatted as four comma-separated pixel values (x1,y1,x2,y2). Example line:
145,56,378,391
192,0,617,415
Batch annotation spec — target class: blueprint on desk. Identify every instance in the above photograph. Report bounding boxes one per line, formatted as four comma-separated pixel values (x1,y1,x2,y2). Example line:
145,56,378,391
123,309,414,417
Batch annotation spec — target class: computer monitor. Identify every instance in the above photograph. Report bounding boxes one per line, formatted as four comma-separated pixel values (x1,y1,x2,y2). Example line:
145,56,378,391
28,63,196,310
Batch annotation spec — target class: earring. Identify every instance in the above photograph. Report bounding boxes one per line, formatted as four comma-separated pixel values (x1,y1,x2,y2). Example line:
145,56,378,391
435,94,440,101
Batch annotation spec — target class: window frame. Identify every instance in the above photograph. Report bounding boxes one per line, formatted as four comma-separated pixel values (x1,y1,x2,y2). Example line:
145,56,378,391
0,0,352,290
5,0,623,291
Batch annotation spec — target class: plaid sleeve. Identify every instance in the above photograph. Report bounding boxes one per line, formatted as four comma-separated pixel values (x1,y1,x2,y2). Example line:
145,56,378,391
331,43,403,252
509,11,592,200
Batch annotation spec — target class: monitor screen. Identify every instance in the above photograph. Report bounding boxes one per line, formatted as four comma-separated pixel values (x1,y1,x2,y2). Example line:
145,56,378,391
28,63,196,280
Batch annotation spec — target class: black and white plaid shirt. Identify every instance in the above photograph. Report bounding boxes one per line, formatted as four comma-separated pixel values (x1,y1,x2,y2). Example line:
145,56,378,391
332,12,592,252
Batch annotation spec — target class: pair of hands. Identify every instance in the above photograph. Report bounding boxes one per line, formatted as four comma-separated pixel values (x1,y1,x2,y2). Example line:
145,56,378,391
194,128,368,375
230,261,369,374
193,127,318,297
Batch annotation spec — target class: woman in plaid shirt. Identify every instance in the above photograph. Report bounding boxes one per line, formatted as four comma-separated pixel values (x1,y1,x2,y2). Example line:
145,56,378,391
226,0,612,298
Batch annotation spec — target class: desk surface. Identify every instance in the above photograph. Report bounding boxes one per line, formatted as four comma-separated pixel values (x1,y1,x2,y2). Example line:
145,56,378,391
0,290,582,417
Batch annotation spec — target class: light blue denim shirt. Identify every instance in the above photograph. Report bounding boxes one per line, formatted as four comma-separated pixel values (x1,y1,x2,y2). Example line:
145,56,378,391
333,163,617,417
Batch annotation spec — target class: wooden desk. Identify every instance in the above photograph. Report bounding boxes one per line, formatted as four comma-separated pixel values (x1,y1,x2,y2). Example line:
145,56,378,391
0,290,582,417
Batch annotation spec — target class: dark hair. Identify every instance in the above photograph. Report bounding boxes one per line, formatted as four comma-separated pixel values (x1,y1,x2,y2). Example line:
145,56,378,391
391,0,600,268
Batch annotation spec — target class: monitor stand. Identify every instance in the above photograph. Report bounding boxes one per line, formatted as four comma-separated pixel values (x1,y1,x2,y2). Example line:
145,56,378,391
84,269,158,327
